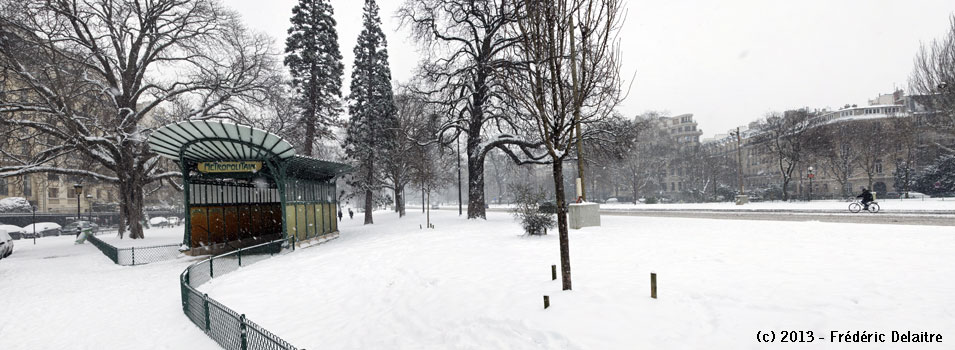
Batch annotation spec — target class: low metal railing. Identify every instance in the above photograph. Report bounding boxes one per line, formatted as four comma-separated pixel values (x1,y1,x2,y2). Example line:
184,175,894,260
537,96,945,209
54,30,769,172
181,233,339,350
86,233,182,266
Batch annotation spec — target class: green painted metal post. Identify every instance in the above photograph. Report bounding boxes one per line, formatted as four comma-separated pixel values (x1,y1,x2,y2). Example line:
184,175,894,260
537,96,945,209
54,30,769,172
131,246,135,266
180,161,192,249
203,293,210,331
209,256,214,279
239,314,248,350
238,247,242,267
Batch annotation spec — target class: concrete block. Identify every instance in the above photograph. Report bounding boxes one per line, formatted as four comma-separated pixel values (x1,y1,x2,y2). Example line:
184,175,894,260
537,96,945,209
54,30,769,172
568,203,600,229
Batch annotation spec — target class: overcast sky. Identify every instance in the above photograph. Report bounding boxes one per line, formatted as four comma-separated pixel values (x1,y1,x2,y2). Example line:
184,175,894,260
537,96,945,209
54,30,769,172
228,0,955,138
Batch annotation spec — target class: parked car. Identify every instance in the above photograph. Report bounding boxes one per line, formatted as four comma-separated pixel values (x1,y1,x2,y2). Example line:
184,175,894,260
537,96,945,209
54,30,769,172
22,222,62,237
63,221,99,235
0,229,13,259
149,216,169,227
0,224,27,240
167,217,181,226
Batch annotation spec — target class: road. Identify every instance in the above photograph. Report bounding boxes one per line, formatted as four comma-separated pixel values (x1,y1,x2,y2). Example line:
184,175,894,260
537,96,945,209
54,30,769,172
479,208,955,226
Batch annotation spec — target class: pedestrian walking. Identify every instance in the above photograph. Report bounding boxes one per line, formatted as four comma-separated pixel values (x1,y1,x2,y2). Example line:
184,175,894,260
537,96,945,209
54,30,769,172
338,209,343,221
348,208,354,219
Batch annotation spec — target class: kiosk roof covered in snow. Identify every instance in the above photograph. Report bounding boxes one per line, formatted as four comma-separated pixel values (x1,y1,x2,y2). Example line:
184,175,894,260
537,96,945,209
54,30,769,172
148,120,349,255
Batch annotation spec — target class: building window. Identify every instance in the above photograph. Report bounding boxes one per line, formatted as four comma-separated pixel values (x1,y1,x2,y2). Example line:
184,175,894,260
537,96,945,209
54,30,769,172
671,183,675,191
23,175,31,196
48,187,59,198
48,173,59,181
875,160,883,174
0,177,7,196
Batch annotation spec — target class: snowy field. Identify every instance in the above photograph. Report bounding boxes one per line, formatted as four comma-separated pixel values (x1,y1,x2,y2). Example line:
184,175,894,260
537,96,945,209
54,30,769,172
2,210,952,349
484,197,955,213
200,210,955,349
0,231,218,350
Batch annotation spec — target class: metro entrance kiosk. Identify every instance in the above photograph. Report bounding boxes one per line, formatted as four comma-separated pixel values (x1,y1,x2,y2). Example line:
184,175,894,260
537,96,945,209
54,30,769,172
147,120,349,256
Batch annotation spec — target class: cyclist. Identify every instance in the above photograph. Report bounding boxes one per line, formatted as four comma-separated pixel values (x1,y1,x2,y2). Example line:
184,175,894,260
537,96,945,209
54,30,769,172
856,187,874,210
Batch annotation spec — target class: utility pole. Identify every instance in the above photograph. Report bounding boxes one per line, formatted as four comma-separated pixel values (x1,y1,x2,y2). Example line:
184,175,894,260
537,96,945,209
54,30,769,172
734,127,747,205
457,136,462,216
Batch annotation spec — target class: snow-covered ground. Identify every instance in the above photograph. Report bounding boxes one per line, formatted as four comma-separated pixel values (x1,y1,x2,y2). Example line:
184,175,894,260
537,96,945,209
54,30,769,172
0,230,217,350
484,197,955,212
3,210,953,349
98,225,185,248
200,210,955,349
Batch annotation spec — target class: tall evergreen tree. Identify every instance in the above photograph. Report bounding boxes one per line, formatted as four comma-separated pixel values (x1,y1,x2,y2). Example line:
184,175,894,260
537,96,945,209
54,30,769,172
344,0,398,224
284,0,344,156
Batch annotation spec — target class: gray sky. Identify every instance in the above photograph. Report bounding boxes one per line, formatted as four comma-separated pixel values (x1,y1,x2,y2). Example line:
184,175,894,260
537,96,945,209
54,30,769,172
229,0,955,138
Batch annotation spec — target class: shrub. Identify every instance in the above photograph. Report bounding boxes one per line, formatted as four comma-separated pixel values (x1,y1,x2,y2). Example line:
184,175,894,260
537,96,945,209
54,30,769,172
510,184,555,235
644,197,658,204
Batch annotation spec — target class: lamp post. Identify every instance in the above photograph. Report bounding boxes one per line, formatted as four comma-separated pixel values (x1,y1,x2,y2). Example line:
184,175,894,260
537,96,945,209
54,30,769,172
731,127,747,205
807,166,814,202
86,194,94,222
31,204,37,245
73,183,83,223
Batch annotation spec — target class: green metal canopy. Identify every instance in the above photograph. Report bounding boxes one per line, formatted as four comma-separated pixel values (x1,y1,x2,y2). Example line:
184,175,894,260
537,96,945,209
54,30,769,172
148,120,296,162
148,120,349,181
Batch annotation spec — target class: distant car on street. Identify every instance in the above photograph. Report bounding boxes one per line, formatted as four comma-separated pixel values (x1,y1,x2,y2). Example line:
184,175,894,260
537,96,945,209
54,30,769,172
22,222,62,237
167,217,181,226
0,229,13,259
0,224,27,240
63,221,99,235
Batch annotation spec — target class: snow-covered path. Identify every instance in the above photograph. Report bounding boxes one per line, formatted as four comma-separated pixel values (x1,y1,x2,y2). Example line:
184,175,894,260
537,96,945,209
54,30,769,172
0,233,218,350
201,210,955,349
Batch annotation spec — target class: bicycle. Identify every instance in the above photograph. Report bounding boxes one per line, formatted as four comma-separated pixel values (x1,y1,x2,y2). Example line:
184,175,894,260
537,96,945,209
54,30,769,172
848,200,880,213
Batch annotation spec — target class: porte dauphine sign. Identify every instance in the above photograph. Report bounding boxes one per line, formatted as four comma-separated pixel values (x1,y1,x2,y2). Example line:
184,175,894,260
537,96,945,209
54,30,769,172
197,161,263,173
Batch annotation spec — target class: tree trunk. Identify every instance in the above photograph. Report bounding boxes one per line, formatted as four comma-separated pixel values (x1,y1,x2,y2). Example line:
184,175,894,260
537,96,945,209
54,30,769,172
422,188,425,213
466,144,487,219
119,174,146,239
782,177,791,201
397,185,405,217
364,188,374,224
552,159,572,291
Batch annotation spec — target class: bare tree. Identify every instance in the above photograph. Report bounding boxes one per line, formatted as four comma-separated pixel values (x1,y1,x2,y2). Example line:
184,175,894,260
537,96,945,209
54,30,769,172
510,0,624,290
755,109,815,201
855,120,889,191
808,123,857,198
0,0,280,238
384,91,430,217
909,14,955,152
398,0,544,219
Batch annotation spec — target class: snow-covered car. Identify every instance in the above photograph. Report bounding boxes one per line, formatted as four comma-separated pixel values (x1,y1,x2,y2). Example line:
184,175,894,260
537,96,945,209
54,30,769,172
903,191,928,199
0,229,13,259
605,198,619,203
63,221,99,235
0,224,27,240
148,216,168,226
22,222,62,237
166,217,181,226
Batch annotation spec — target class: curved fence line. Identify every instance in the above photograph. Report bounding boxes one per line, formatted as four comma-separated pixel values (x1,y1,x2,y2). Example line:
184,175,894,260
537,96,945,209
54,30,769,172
181,233,339,350
86,233,182,266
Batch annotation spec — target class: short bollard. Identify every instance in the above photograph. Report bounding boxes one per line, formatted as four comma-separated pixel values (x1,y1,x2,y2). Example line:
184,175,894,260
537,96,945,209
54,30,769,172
650,272,657,299
551,265,557,281
543,295,550,309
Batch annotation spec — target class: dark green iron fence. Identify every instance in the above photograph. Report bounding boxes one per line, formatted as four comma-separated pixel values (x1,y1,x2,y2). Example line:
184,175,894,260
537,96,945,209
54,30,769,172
86,233,182,266
180,233,339,350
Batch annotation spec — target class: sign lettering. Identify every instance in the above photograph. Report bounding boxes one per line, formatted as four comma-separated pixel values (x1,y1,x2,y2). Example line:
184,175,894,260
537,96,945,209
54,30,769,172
197,161,262,173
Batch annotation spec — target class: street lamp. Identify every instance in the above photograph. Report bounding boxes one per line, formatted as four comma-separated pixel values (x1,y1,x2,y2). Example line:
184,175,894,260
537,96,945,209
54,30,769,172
73,183,83,223
31,204,37,245
807,166,814,202
86,194,94,221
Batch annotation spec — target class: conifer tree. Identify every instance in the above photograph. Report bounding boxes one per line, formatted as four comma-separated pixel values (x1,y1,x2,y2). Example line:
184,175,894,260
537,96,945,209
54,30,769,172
285,0,344,156
344,0,398,224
